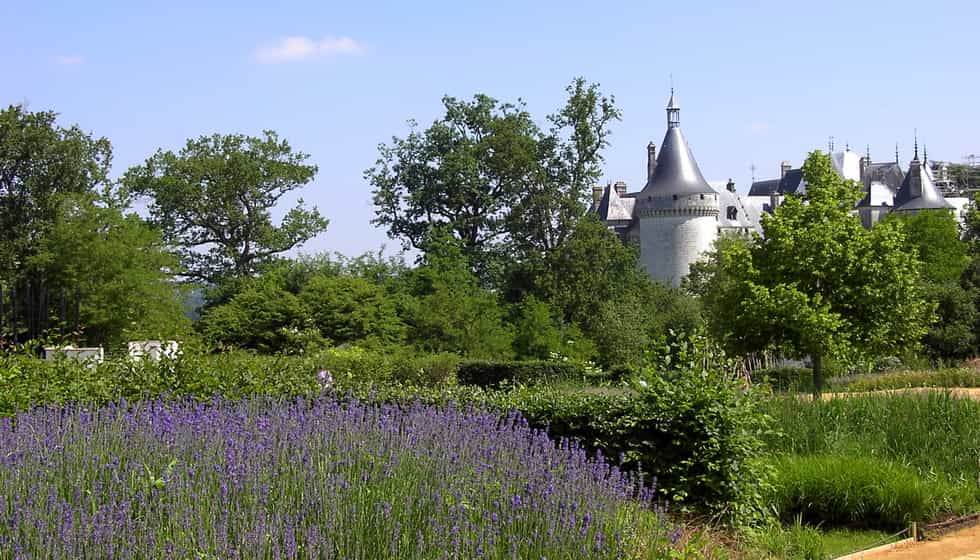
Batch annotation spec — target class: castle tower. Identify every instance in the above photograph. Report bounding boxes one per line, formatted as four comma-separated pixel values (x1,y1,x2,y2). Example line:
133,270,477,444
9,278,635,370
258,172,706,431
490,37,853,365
635,91,719,287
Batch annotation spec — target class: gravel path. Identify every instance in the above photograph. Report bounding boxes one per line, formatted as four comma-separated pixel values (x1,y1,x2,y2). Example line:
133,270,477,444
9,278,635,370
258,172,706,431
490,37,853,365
860,526,980,560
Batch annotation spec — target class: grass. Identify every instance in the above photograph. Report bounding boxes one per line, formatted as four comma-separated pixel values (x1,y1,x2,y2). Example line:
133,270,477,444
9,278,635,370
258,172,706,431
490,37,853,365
761,392,980,527
830,368,980,392
770,454,955,529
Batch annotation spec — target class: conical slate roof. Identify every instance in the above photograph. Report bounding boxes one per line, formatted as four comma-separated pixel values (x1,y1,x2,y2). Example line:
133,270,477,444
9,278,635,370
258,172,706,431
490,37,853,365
894,156,953,211
640,94,714,197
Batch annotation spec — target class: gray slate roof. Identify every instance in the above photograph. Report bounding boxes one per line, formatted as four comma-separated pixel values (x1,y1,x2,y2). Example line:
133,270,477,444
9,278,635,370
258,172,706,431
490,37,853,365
639,127,715,197
894,159,954,211
593,183,635,221
748,169,804,196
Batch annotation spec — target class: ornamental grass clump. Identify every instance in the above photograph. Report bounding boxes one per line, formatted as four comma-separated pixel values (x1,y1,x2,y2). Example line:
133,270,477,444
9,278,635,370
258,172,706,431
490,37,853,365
0,397,665,559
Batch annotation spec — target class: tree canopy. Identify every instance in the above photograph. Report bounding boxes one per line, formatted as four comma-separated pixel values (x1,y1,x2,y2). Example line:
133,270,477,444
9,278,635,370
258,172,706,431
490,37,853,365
698,151,933,393
366,78,619,278
123,131,328,286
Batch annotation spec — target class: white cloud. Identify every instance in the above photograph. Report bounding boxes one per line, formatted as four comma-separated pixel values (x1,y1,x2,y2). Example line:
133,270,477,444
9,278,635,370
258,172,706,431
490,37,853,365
254,36,365,64
747,121,770,134
54,54,85,65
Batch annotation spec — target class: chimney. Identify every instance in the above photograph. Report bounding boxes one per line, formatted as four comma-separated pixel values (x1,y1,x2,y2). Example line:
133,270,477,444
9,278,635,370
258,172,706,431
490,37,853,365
614,181,627,197
647,142,657,180
726,178,736,193
592,184,604,207
780,161,792,179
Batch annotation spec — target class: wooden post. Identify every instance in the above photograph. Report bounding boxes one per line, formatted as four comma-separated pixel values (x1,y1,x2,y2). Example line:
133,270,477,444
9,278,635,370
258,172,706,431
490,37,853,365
912,522,918,541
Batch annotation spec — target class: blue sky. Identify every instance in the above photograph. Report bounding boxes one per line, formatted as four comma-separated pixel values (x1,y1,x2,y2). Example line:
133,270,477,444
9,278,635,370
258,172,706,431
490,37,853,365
3,0,978,256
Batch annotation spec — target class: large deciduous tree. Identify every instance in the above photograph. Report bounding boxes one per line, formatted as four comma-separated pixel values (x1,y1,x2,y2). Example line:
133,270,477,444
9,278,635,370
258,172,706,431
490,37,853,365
699,151,932,394
123,131,328,286
0,104,112,283
366,78,619,278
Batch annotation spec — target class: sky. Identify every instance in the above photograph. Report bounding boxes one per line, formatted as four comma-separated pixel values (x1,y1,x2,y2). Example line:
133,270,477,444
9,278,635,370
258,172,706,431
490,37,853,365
3,0,979,257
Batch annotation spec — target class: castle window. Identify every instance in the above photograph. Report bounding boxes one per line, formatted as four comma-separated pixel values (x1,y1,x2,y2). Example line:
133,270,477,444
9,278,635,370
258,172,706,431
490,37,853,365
672,194,678,201
727,206,738,220
700,194,705,200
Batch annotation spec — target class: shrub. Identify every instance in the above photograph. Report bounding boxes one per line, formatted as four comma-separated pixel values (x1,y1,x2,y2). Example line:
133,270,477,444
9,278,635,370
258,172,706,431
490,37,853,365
456,360,589,387
771,455,943,529
491,370,771,525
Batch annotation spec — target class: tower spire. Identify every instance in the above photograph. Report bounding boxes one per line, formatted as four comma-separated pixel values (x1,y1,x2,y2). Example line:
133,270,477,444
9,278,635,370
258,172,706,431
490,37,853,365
923,143,928,164
895,143,900,164
666,89,680,129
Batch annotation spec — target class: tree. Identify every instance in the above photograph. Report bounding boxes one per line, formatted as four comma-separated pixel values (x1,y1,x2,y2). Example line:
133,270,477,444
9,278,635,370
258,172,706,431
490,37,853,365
506,78,621,259
27,193,190,347
0,105,113,342
123,131,328,286
366,78,619,278
699,152,932,394
887,210,976,358
401,233,514,358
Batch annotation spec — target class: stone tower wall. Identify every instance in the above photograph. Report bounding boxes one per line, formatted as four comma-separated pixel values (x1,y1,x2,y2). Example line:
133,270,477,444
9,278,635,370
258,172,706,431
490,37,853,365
637,194,719,287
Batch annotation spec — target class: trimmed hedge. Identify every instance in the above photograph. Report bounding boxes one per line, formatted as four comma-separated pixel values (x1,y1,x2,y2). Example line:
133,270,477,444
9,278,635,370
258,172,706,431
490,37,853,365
456,360,591,387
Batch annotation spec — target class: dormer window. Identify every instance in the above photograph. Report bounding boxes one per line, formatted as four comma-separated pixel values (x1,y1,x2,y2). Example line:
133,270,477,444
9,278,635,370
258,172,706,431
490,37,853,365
727,206,738,220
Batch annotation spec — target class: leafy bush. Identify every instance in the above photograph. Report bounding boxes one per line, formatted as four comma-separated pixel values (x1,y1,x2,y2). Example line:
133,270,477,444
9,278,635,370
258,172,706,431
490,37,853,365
771,455,948,529
456,360,590,387
491,370,771,525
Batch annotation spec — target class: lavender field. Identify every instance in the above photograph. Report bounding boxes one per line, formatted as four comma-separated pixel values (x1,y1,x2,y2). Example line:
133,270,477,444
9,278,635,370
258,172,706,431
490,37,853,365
0,397,667,559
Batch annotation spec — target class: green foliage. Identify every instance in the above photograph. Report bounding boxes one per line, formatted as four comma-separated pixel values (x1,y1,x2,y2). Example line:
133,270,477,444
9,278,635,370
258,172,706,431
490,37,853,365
300,275,406,346
921,281,978,358
199,275,310,352
698,152,933,394
762,393,980,515
26,193,190,347
770,454,954,529
495,370,771,526
887,210,970,284
886,210,977,358
456,360,593,388
123,131,328,285
831,367,980,392
367,79,620,276
0,104,112,281
752,367,814,394
511,296,564,359
402,235,514,358
749,518,828,560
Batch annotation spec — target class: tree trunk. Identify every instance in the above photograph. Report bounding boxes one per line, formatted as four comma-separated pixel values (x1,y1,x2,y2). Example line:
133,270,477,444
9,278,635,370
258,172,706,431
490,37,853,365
812,353,824,398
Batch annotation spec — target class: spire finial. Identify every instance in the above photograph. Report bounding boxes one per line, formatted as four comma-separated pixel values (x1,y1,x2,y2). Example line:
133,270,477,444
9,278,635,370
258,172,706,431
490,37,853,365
913,129,919,160
666,85,680,129
845,142,850,152
895,143,900,164
923,143,928,164
866,144,871,162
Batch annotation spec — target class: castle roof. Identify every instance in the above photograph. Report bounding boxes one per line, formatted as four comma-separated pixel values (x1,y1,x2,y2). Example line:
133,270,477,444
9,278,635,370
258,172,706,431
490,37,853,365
748,169,804,196
894,155,954,211
639,93,714,197
593,183,635,221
